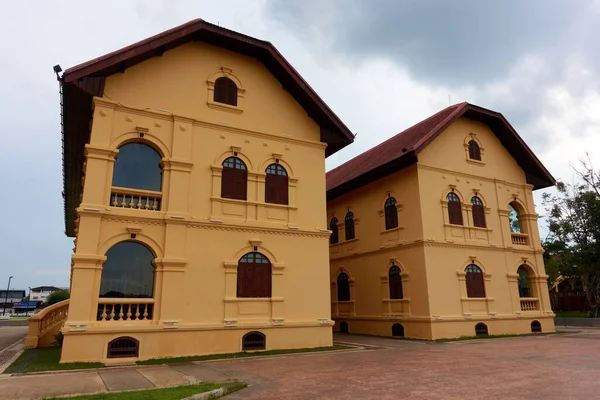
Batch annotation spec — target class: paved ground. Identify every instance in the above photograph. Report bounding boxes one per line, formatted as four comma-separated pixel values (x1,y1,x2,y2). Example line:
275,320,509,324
0,325,27,373
1,328,600,399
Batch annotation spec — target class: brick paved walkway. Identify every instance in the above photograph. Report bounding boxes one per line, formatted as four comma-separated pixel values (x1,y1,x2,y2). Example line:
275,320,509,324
1,328,600,399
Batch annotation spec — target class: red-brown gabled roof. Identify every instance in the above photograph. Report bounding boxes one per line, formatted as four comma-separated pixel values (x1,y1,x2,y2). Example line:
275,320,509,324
59,19,355,237
327,102,555,200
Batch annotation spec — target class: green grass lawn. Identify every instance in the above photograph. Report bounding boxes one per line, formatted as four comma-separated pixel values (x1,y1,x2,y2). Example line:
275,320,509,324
136,345,352,365
4,347,103,374
4,345,351,374
44,383,246,400
554,311,595,318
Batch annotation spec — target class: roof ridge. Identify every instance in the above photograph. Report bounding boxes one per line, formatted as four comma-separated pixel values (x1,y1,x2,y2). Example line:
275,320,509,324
411,102,468,151
328,103,465,175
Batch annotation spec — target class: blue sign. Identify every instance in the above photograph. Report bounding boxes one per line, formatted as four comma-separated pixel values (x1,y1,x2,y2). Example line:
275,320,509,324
13,302,37,308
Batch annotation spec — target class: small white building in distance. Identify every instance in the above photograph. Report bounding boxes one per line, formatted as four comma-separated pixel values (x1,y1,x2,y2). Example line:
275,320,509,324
30,286,67,303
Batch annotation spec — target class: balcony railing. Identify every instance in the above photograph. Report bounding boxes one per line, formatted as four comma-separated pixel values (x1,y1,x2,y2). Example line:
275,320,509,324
25,299,69,349
520,298,539,312
110,187,162,211
511,233,529,246
97,298,154,321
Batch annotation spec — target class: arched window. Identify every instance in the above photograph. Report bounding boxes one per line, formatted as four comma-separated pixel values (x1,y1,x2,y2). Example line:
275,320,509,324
237,252,271,298
531,320,542,333
265,164,288,205
330,217,339,245
221,157,247,200
242,331,266,351
465,264,485,298
508,203,522,233
339,321,349,333
475,322,488,336
100,242,155,298
392,323,404,337
471,196,486,228
337,272,350,302
214,77,238,106
345,211,355,240
384,197,399,230
107,337,139,359
447,192,463,225
468,140,481,161
112,143,163,210
389,265,403,299
517,265,531,298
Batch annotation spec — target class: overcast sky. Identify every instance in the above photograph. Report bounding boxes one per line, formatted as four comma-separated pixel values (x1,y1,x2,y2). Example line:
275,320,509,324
2,1,600,291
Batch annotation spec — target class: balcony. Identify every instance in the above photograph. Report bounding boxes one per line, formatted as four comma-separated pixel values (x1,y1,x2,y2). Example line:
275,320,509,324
97,298,154,321
110,187,161,211
511,233,529,246
520,298,539,312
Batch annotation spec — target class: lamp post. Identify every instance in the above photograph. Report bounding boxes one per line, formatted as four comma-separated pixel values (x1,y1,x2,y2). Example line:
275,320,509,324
27,287,32,317
2,276,13,316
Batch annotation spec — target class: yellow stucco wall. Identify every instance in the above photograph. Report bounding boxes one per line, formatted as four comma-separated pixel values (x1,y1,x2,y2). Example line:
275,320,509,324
61,41,334,363
328,117,554,339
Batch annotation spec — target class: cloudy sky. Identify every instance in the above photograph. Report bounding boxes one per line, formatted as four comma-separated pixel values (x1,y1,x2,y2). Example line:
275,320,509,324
2,0,600,290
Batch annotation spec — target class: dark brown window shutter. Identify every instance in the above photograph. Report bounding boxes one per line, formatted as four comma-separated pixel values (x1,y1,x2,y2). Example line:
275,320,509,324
468,140,481,160
345,211,355,240
238,252,271,298
337,272,350,301
265,164,289,205
471,196,485,228
388,265,403,299
447,193,463,225
221,157,247,200
465,265,485,298
384,197,398,230
330,218,339,244
214,77,238,106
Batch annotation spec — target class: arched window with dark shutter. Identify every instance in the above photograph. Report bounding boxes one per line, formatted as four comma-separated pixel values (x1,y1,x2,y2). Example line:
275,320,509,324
475,323,488,336
237,252,271,298
221,157,247,200
389,265,403,299
468,140,481,160
214,77,238,106
345,211,355,240
517,265,531,298
465,264,485,298
330,217,339,245
471,196,486,228
337,272,350,302
447,192,463,225
384,197,399,230
265,164,288,205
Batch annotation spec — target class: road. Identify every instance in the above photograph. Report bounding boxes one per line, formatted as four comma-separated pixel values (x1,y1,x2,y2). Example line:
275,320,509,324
0,325,27,352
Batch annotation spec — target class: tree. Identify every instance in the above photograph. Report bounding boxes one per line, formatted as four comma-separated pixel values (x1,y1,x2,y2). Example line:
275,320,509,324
44,290,70,306
543,156,600,317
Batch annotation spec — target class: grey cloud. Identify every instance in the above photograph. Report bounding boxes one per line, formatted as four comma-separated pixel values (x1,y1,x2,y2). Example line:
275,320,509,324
266,0,582,86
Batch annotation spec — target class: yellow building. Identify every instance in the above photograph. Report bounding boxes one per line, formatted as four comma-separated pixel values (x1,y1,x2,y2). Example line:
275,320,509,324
327,103,556,339
51,20,354,363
